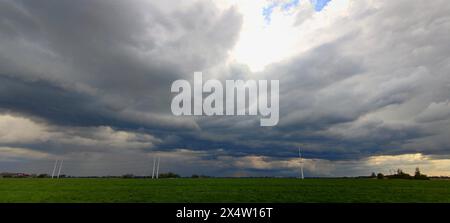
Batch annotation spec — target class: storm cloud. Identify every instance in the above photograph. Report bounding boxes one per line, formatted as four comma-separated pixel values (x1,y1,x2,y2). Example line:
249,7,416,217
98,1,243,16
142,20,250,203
1,0,450,177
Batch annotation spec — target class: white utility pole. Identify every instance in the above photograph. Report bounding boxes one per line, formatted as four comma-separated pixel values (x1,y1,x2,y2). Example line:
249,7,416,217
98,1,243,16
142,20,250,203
156,157,160,179
299,148,304,180
51,159,58,179
57,160,63,179
152,156,156,179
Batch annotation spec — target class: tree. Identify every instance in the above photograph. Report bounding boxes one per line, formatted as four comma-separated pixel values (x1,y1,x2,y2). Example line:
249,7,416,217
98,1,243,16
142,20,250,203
377,173,384,179
388,169,412,179
158,172,180,178
414,167,429,180
37,174,49,178
371,172,376,178
122,174,134,178
414,167,421,178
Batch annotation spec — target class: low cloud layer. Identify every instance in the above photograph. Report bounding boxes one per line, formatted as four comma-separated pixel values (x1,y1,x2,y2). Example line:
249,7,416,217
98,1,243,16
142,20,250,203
1,0,450,177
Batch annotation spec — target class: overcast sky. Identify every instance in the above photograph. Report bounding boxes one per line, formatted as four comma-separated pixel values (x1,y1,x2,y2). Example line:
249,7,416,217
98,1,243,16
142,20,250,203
1,0,450,177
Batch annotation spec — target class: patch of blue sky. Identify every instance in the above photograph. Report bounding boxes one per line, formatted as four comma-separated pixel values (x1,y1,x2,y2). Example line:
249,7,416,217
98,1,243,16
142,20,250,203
281,0,300,11
262,2,278,23
310,0,332,11
262,0,299,23
262,0,330,24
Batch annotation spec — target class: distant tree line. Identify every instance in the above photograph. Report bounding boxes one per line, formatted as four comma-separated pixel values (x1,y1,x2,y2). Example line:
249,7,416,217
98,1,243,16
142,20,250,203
370,167,430,180
1,172,216,179
121,173,212,179
4,169,446,180
0,173,67,178
190,174,211,178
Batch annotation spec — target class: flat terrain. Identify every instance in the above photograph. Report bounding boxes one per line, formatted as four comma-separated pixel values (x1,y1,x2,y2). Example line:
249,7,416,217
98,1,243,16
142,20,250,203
0,178,449,203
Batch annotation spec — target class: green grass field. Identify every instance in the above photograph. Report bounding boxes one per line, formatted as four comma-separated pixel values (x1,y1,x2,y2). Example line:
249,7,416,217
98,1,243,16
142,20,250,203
1,178,450,203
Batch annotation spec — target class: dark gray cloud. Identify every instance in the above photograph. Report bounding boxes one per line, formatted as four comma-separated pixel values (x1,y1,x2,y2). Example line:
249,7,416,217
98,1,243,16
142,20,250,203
0,0,243,130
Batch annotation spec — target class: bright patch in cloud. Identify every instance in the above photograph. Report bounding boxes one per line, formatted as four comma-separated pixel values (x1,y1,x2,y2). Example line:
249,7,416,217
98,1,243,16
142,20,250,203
229,0,349,72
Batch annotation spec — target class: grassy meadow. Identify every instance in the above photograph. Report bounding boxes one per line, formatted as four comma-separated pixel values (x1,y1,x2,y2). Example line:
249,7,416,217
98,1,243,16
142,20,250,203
0,178,449,203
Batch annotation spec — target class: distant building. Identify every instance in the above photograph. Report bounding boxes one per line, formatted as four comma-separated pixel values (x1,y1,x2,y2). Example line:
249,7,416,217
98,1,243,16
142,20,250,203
0,172,32,178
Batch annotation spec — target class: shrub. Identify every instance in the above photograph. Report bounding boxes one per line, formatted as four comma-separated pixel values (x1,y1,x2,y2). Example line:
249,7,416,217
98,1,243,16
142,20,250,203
377,173,384,179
